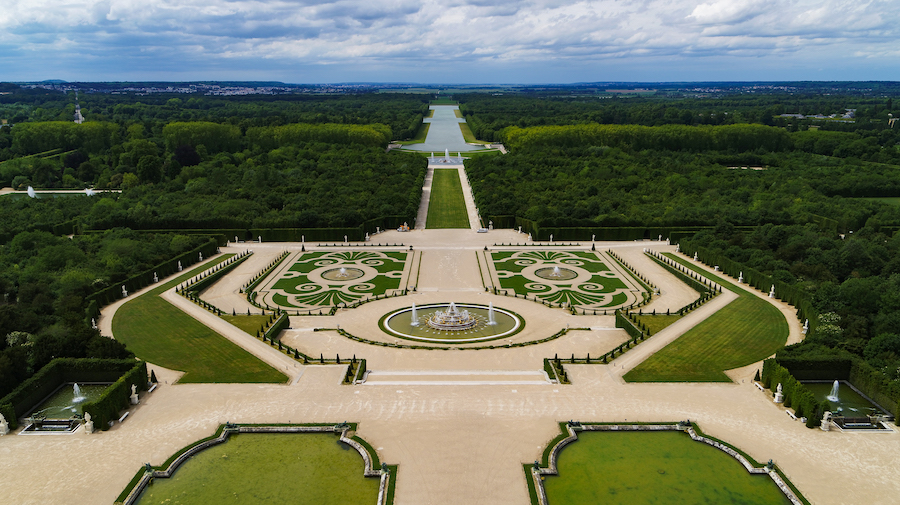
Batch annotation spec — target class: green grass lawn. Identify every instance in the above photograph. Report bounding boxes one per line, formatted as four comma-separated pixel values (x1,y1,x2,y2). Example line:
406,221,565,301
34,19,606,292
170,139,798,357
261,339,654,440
136,433,380,505
633,314,682,334
624,255,788,382
397,123,430,144
112,256,288,383
221,314,272,335
459,122,487,144
543,430,790,505
426,169,470,229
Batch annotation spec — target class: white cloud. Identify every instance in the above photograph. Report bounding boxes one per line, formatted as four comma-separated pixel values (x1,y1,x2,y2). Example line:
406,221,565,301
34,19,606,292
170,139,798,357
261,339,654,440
0,0,897,81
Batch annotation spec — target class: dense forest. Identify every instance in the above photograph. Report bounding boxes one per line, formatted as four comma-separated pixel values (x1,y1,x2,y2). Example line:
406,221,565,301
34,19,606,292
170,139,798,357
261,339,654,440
464,93,900,385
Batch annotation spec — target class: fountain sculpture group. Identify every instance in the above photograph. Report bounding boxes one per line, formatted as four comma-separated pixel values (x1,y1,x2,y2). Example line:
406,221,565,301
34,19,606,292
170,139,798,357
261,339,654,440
425,302,478,331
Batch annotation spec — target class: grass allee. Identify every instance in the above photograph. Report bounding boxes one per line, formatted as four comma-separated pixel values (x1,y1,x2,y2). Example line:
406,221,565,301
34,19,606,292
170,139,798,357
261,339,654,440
624,254,788,382
135,432,380,505
543,430,790,505
426,169,470,229
112,256,287,383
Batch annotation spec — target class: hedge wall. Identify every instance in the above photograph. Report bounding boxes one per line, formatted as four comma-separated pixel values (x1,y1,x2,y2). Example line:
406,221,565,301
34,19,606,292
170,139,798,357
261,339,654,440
849,360,900,422
82,361,148,431
0,358,146,430
774,357,853,381
762,359,826,428
263,312,290,341
615,310,643,340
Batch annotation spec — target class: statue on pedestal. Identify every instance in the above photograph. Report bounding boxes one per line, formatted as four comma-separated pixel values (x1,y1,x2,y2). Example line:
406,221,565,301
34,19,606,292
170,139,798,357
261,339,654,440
83,412,93,434
774,383,784,403
0,413,9,435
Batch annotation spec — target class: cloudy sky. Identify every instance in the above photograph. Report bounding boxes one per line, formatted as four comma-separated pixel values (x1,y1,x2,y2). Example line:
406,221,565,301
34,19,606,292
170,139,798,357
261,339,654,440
1,0,897,83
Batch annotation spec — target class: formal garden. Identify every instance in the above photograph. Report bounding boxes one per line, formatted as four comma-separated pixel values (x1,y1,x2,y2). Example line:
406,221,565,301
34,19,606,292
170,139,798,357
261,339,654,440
253,250,411,311
489,250,643,310
1,85,899,504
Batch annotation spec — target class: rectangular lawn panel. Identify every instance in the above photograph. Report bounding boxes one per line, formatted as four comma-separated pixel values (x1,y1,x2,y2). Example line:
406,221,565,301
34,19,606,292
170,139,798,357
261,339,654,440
426,168,470,229
624,254,788,382
543,430,790,505
112,257,288,383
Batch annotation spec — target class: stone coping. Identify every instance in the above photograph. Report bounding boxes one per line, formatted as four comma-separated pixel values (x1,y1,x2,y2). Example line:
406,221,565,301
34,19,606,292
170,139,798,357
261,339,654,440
119,423,392,505
529,422,804,505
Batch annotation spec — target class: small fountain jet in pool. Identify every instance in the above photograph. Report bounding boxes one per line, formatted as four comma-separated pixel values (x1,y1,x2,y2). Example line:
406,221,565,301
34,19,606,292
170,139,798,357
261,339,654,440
72,383,86,404
827,380,840,403
410,304,419,326
487,302,496,325
335,267,350,278
27,186,36,198
548,266,563,278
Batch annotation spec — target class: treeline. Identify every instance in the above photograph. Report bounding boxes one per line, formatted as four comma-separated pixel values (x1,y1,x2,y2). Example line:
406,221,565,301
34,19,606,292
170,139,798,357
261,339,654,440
501,123,793,153
458,93,898,145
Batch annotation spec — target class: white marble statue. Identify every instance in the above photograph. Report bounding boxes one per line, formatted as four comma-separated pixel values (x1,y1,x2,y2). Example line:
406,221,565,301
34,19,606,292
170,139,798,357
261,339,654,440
83,412,93,434
0,413,9,435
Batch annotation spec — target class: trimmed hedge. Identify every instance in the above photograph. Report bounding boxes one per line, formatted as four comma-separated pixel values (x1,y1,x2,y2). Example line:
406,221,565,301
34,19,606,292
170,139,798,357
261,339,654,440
849,359,900,422
264,312,290,341
0,358,145,430
82,361,148,431
615,310,644,340
762,359,824,428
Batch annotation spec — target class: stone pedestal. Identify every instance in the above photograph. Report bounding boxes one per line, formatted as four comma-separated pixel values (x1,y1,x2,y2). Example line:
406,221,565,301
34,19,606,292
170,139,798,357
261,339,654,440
820,412,832,431
774,392,784,403
130,393,139,405
84,421,93,434
0,420,9,436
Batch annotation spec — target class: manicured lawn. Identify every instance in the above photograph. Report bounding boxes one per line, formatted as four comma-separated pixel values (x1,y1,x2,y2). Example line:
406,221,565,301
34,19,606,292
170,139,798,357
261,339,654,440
397,123,430,145
112,256,288,384
458,122,487,144
633,314,682,334
426,169,470,229
543,430,790,505
221,314,272,335
624,254,788,382
136,433,380,505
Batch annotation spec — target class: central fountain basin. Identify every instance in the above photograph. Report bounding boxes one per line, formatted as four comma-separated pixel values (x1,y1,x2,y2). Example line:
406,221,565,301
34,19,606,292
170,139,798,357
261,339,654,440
321,267,365,281
534,266,578,280
381,303,523,343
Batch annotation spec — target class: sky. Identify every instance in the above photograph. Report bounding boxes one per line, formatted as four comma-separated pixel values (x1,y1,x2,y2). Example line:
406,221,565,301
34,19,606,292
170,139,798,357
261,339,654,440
0,0,898,83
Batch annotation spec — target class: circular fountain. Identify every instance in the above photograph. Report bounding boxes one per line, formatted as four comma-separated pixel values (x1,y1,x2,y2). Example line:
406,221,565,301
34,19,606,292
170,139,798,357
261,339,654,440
534,265,578,280
381,303,523,343
322,267,365,281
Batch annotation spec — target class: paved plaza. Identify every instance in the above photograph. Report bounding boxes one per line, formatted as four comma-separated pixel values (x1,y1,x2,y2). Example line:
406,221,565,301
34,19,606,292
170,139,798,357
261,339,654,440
1,229,898,505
